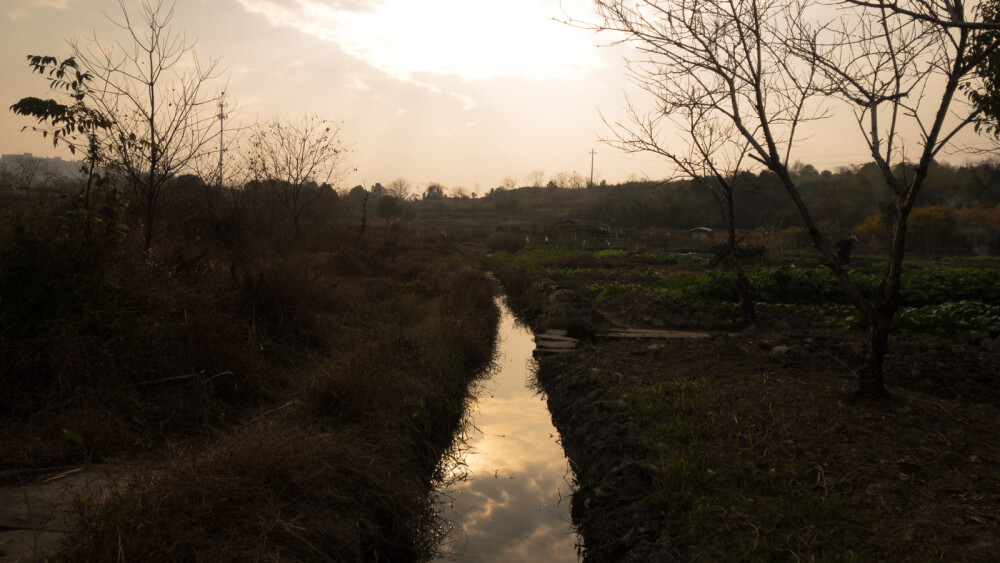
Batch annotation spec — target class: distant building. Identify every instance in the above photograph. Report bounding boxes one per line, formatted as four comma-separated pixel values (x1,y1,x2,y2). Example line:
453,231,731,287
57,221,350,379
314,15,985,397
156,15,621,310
687,227,714,241
0,153,84,184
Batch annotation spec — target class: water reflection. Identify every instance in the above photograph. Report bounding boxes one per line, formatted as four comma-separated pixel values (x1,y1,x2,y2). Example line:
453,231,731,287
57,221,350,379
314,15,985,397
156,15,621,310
434,300,578,562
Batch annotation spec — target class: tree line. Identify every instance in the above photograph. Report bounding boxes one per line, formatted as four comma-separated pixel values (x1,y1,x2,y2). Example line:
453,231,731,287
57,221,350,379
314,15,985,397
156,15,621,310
567,159,1000,246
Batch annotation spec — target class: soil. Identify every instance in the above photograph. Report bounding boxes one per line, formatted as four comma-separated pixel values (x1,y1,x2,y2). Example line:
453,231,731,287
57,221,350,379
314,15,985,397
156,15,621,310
520,286,1000,560
537,349,677,562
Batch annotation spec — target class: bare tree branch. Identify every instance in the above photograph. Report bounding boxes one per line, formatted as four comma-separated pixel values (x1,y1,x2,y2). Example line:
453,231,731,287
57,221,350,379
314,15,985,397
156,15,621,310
70,0,227,251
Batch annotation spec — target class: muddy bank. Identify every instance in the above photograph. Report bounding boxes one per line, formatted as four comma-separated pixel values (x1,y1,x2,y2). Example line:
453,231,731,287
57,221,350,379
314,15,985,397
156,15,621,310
535,351,676,561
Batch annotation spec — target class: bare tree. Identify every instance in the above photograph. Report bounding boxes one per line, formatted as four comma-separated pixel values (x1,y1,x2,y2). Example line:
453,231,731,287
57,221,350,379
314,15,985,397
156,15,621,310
581,0,1000,398
790,0,1000,396
550,171,571,188
568,171,588,189
423,183,446,200
10,155,43,193
525,169,545,188
609,107,759,320
501,175,518,191
583,0,823,323
244,114,350,237
386,177,412,199
71,0,226,251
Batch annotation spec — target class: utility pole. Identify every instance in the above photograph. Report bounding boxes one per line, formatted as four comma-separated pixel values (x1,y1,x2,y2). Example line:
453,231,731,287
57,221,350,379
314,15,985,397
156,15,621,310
589,148,596,188
217,95,226,188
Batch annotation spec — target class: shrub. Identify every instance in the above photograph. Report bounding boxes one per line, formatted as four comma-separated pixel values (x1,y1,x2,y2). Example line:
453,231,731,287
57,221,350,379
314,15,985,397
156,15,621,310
486,231,528,253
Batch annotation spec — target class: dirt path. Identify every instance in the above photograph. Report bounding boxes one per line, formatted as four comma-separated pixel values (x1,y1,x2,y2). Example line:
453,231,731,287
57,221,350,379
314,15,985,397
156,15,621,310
0,468,123,562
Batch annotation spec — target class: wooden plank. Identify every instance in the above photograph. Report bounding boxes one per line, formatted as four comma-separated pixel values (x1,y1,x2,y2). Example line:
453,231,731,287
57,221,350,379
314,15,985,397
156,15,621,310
599,329,712,339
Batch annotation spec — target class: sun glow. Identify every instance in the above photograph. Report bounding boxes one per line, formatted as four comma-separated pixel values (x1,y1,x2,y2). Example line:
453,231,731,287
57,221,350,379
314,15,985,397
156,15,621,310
236,0,601,81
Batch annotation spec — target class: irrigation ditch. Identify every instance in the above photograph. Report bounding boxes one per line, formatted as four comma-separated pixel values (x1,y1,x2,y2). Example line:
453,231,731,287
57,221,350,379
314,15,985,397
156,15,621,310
433,298,578,561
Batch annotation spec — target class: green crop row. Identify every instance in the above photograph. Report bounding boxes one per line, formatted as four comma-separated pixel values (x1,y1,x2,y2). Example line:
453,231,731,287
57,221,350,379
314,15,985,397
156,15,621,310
488,244,707,273
843,301,1000,335
685,266,1000,307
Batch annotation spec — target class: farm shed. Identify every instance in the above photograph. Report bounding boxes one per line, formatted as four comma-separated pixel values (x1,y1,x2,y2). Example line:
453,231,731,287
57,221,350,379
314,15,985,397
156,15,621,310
687,227,715,241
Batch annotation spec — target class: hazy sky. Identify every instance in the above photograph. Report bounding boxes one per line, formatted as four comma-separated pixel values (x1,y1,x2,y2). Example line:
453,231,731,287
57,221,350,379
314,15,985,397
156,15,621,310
0,0,993,194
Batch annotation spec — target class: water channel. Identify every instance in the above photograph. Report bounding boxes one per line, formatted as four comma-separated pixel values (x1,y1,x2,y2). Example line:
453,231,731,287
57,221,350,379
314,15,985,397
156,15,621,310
434,299,578,561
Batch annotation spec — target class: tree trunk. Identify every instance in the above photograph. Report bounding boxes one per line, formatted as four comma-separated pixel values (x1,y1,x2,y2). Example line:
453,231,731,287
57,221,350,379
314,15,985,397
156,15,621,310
143,195,157,253
355,192,370,248
735,265,755,323
83,152,96,239
726,192,755,323
859,306,891,398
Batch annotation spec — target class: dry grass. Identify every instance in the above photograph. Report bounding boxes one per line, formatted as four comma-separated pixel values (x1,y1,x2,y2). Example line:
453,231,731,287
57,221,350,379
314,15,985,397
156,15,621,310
1,195,500,559
602,332,1000,561
65,420,430,561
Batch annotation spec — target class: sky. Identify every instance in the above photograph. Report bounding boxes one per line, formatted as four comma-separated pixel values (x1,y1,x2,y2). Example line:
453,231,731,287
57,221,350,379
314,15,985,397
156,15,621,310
0,0,994,195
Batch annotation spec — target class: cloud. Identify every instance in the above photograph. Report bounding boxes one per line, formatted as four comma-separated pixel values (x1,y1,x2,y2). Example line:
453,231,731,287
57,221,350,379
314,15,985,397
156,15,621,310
33,0,73,8
5,0,72,20
437,455,576,560
6,9,31,21
234,0,601,82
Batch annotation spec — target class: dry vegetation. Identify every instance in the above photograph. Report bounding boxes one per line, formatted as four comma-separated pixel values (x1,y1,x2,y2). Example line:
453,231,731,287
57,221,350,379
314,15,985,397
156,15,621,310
0,191,499,560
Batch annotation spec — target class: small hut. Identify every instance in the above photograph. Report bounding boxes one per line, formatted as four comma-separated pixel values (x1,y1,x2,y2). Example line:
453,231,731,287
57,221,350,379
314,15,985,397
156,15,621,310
687,227,715,241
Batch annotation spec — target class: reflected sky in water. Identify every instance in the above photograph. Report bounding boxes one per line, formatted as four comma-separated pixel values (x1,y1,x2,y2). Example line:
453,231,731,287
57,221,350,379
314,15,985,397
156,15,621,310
435,303,578,562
